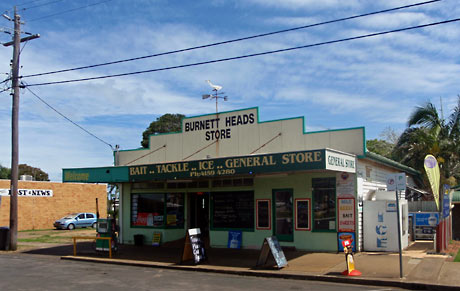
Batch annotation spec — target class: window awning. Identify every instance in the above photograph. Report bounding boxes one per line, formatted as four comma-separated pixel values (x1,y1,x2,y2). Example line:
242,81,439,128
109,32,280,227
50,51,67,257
406,186,431,200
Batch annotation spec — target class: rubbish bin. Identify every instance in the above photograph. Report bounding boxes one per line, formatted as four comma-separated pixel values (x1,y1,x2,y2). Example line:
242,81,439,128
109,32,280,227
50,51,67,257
134,234,144,246
0,227,10,250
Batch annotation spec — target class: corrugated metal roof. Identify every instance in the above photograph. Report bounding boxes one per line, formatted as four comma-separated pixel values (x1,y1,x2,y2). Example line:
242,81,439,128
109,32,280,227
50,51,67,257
364,151,420,176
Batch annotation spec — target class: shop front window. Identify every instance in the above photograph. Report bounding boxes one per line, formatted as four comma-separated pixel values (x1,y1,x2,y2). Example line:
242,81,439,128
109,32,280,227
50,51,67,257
312,178,336,231
166,193,184,227
131,193,184,228
211,191,254,230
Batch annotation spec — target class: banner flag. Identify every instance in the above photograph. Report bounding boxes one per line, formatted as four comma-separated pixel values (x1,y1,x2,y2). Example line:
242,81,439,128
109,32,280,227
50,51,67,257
424,155,440,211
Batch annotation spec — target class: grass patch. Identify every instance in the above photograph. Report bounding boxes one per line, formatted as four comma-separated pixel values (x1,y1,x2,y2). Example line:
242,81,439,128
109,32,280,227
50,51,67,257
18,228,97,244
19,229,54,232
455,249,460,262
19,228,95,233
18,235,72,243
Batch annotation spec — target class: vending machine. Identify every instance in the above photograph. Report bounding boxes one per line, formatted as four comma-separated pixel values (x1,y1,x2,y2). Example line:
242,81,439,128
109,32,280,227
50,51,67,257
96,218,118,252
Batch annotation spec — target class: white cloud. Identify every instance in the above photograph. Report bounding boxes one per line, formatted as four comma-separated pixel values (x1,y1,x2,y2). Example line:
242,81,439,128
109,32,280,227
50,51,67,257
246,0,361,10
356,12,433,29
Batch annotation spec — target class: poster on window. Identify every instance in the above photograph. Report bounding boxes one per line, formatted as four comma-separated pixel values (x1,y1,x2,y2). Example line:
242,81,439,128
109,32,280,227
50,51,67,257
295,198,310,231
338,198,355,232
336,172,356,198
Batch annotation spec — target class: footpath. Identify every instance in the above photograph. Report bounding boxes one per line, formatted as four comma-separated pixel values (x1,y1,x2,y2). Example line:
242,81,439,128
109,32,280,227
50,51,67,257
5,240,460,290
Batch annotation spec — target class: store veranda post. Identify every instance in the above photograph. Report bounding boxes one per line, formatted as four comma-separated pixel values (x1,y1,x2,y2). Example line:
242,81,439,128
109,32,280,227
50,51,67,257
63,107,363,252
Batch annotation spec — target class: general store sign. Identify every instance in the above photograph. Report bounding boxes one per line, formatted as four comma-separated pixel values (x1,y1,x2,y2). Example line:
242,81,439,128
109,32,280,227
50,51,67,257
128,149,355,181
0,188,53,197
63,149,356,183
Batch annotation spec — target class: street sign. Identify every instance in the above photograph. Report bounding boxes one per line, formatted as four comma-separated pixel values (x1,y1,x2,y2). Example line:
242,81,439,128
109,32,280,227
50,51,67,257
386,173,406,191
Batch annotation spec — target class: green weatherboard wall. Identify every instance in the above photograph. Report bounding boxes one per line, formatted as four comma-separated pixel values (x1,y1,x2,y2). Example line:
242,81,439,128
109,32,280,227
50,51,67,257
121,171,341,252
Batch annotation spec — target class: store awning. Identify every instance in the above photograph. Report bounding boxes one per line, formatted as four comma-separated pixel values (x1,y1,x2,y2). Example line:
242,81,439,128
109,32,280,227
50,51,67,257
406,186,431,200
63,148,356,183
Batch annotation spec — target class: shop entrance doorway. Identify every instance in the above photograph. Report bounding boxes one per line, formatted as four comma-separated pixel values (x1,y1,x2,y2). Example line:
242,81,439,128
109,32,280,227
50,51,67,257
189,192,209,238
273,189,293,242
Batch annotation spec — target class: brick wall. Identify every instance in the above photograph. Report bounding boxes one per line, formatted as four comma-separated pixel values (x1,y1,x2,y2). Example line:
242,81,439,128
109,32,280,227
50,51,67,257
0,180,107,231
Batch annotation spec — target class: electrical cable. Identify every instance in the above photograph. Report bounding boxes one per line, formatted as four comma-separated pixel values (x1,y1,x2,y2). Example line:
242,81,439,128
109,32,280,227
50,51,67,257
21,0,442,78
23,83,115,150
0,78,11,85
182,140,218,161
123,144,167,166
250,133,282,155
28,0,113,22
20,40,29,55
0,87,11,93
24,17,460,87
21,0,65,11
15,0,48,7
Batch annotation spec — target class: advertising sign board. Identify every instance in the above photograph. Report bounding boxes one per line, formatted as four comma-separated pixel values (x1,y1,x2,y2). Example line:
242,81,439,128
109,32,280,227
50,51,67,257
338,232,356,252
338,198,355,232
443,194,450,218
414,212,439,226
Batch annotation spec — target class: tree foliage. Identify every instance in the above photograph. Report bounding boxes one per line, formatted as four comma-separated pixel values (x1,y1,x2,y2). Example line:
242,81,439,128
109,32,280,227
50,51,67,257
0,164,49,181
366,139,394,159
18,164,49,181
378,126,400,144
392,96,460,188
141,113,185,148
0,164,10,179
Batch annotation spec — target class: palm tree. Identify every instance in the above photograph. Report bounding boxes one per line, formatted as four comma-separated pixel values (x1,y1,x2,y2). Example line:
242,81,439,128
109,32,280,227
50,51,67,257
392,95,460,187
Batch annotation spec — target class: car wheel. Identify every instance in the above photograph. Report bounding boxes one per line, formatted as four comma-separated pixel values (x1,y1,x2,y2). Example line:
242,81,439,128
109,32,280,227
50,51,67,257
92,222,97,229
67,223,75,230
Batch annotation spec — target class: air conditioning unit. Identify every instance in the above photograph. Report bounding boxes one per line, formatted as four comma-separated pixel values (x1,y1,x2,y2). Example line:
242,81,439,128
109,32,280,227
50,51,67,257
19,175,33,181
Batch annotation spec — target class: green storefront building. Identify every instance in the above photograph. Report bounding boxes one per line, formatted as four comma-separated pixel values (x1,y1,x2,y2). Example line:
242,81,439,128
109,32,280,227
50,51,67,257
63,107,398,252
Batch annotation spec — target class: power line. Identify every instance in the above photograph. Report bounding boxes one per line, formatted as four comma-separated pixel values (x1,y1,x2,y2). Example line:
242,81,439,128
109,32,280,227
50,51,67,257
182,140,218,161
21,0,441,78
28,0,112,22
21,0,65,11
15,0,49,7
23,84,115,150
0,78,11,85
25,17,460,87
0,87,11,93
123,144,167,166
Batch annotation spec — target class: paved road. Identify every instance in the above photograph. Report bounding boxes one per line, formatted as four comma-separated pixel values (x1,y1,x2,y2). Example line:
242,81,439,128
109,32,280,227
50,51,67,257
0,253,404,291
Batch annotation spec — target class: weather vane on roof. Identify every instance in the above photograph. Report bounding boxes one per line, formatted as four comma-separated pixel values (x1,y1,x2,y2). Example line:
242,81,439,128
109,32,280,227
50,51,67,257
202,80,228,113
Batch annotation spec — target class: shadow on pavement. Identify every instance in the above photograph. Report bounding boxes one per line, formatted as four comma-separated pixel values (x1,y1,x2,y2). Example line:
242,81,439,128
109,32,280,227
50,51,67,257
21,241,311,269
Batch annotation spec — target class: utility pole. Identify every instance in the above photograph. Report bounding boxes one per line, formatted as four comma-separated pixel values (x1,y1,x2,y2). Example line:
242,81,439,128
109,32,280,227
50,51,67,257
8,6,22,251
3,7,39,250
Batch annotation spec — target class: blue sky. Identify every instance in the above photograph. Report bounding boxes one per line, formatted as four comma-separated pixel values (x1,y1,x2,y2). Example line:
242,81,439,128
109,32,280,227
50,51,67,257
0,0,459,181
